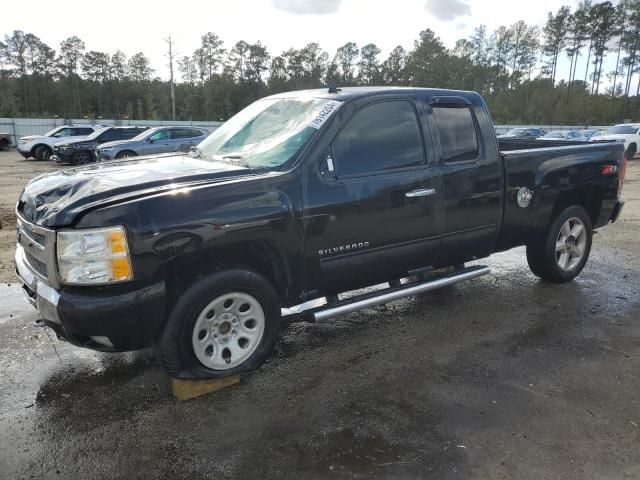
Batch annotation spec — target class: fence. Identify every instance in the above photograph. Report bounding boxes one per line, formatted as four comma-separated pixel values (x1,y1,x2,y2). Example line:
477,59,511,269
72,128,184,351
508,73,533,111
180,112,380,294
0,118,223,145
0,117,618,146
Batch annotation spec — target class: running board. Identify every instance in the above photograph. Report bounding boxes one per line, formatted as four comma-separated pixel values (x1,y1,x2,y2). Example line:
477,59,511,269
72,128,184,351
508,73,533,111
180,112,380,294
305,265,490,322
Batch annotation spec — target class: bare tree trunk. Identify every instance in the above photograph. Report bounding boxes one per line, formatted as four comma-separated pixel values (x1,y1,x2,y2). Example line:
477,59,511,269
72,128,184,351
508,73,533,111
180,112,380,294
584,39,592,86
165,36,177,121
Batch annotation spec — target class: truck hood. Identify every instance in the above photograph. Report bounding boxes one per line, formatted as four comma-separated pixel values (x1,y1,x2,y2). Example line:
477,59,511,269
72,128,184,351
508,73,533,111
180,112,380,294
18,154,255,227
596,135,628,142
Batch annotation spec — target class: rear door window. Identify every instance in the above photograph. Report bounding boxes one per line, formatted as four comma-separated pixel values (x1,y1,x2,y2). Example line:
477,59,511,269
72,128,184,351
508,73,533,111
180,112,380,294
432,106,479,163
173,128,197,139
332,100,425,177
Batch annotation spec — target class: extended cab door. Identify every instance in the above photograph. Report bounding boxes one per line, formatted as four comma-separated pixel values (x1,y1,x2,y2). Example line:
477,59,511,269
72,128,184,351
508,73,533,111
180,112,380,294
428,97,502,265
303,98,442,295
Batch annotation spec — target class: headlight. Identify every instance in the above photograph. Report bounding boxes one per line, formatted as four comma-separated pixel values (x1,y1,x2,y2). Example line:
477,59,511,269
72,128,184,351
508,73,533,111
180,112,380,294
56,226,133,285
101,147,114,152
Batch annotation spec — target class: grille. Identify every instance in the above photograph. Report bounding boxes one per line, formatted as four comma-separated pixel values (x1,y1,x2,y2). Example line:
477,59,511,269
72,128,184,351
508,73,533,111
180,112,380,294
21,223,47,247
25,251,47,277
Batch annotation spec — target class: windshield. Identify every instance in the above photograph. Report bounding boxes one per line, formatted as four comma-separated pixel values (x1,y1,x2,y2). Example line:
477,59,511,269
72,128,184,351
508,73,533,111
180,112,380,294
132,127,158,141
44,126,66,137
85,127,110,140
196,97,341,170
506,128,527,135
605,125,639,135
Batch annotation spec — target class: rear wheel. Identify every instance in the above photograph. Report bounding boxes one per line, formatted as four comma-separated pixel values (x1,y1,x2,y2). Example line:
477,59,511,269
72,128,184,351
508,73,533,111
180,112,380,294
34,145,52,161
156,270,282,379
116,150,136,160
0,139,9,151
526,205,592,283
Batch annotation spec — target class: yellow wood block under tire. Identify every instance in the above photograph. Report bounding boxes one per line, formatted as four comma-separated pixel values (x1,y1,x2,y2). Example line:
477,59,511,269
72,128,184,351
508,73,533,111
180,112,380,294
171,375,240,401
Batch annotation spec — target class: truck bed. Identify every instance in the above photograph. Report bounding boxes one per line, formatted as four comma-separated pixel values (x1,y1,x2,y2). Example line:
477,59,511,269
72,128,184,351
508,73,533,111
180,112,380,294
496,139,624,252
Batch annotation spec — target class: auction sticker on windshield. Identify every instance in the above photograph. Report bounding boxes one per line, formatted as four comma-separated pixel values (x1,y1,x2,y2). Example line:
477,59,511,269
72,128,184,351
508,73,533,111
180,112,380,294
309,100,342,129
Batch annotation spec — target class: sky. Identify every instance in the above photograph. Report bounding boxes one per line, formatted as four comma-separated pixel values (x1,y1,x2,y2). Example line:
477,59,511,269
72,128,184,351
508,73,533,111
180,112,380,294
3,0,592,82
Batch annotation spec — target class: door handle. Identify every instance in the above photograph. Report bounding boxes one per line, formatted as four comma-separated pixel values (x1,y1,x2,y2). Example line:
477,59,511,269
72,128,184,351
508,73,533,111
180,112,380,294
405,188,436,198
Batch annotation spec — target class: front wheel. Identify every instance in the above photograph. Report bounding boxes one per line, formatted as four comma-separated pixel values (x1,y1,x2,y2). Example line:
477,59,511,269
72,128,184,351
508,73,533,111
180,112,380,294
71,150,93,166
34,145,52,161
156,270,282,379
526,205,593,283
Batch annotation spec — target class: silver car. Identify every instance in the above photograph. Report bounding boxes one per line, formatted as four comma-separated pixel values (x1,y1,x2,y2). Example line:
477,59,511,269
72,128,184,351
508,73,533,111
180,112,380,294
96,126,209,161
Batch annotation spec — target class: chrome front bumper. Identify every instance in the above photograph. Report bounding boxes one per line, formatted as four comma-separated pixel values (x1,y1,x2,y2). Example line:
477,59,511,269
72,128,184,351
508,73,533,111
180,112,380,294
15,242,61,324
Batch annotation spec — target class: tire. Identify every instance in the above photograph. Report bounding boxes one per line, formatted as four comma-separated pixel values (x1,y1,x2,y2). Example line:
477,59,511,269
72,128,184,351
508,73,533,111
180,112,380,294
526,205,593,283
625,143,637,160
156,269,282,379
0,139,9,152
34,145,52,161
71,150,92,166
116,150,137,160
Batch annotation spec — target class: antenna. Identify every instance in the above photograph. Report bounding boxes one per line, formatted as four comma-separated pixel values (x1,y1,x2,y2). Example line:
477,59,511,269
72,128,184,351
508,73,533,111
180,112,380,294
328,82,341,94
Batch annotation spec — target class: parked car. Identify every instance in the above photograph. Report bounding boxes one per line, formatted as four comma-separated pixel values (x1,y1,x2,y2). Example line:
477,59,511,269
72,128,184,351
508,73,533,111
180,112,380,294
497,127,545,139
17,124,104,160
593,124,640,157
589,130,607,140
96,126,209,161
53,126,149,165
15,87,625,379
580,129,599,139
537,130,589,141
0,132,12,151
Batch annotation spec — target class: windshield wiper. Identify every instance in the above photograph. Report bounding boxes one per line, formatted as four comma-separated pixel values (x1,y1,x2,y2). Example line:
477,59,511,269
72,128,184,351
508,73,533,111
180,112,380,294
217,154,252,169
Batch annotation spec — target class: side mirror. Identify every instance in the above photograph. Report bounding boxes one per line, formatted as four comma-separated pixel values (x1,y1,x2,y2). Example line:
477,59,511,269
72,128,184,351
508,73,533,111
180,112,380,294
148,138,155,144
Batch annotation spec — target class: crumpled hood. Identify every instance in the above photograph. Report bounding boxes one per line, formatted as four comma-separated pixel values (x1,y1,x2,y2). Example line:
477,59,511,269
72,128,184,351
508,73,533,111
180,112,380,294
53,138,93,148
18,154,254,227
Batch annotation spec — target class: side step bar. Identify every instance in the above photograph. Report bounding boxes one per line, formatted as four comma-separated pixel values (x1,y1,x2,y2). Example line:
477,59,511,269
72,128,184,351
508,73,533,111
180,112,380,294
305,265,490,322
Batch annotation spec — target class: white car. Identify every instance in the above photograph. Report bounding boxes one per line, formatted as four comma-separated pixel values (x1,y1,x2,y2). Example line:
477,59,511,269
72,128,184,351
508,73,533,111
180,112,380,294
593,124,640,156
537,130,589,142
17,124,104,161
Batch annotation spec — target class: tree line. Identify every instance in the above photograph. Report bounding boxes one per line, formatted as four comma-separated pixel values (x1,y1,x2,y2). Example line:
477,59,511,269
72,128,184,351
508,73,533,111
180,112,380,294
2,0,640,125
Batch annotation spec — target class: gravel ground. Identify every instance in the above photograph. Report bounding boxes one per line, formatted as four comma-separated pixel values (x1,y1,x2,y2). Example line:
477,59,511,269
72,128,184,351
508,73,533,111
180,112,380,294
0,151,638,479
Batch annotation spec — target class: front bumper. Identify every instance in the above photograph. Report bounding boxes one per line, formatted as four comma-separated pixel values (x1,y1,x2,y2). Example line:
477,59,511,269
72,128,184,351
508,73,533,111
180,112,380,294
96,149,114,161
17,144,32,157
15,244,167,351
52,149,74,163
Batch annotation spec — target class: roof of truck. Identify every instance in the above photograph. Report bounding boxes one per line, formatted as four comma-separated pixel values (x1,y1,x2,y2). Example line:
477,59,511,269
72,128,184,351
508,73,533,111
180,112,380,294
270,86,477,101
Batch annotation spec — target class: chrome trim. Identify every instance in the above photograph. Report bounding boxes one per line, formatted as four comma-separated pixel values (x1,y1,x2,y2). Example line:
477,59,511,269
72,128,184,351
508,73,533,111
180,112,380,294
312,266,490,321
16,213,60,288
405,188,436,198
15,244,61,322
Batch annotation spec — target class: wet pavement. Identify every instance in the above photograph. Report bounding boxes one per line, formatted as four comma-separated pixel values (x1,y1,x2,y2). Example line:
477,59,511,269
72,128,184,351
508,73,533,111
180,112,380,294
0,153,639,479
1,243,639,479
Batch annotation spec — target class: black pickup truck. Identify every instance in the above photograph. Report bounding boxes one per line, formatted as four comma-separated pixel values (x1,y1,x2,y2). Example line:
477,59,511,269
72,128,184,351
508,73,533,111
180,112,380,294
15,87,626,378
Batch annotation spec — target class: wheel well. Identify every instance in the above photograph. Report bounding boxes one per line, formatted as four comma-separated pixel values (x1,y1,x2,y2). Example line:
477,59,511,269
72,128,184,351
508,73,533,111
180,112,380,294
31,143,51,155
0,138,9,145
550,187,602,226
164,242,291,312
117,150,137,157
